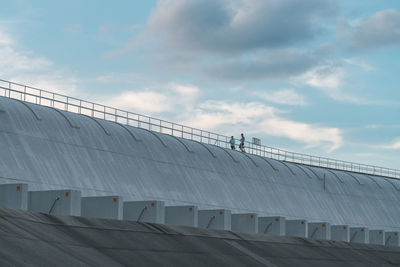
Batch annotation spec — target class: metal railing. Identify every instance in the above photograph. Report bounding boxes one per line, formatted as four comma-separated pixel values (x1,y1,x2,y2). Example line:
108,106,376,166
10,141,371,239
0,78,399,179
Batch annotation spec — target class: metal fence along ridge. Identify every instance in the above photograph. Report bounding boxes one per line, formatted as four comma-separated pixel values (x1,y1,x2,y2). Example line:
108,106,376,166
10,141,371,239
1,78,398,179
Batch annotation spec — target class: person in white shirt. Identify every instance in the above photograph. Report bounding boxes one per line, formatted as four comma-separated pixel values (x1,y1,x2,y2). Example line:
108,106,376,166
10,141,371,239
229,136,235,150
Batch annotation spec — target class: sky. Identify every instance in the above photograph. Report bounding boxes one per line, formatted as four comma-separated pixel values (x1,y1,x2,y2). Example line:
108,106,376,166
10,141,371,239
0,0,399,169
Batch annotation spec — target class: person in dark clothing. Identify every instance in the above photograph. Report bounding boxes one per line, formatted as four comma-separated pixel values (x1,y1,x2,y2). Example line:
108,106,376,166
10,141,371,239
239,133,245,152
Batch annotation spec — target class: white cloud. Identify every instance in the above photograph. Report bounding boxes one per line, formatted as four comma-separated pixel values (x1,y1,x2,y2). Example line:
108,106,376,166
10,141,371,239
0,29,77,95
343,58,374,71
104,91,171,113
103,84,342,152
376,138,400,150
0,30,13,45
298,65,374,104
260,118,342,152
302,66,343,90
103,83,200,114
181,100,342,152
259,88,307,106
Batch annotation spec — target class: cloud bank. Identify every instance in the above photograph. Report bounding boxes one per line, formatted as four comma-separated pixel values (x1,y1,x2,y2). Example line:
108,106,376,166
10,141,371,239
148,0,337,53
104,83,342,152
350,9,400,49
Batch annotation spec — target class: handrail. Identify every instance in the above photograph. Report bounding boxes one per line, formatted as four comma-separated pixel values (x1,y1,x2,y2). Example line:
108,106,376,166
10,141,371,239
0,78,399,180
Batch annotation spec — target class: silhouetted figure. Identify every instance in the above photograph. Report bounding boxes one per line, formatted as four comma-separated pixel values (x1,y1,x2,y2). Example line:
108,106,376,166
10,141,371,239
239,133,245,152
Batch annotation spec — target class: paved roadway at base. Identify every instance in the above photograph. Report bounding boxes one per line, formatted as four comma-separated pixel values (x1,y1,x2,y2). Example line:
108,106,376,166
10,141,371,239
0,208,399,267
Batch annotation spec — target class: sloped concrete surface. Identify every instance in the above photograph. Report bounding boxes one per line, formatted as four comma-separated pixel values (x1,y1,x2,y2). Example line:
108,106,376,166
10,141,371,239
1,207,400,267
0,96,400,231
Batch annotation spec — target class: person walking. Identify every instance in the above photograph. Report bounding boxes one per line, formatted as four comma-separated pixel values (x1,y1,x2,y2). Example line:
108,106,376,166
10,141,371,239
229,136,236,150
239,133,245,152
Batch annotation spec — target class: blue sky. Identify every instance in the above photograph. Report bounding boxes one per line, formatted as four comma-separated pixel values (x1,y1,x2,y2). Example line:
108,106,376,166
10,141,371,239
0,0,399,169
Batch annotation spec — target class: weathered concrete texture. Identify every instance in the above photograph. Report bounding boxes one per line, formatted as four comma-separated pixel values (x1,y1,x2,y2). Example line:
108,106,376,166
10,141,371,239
165,205,198,227
369,230,385,245
308,222,331,240
231,213,258,233
81,196,123,220
0,183,28,210
28,189,81,216
331,225,350,242
350,227,369,244
1,96,400,231
258,216,286,236
286,220,308,237
123,200,165,223
198,209,231,230
1,207,400,267
386,232,400,247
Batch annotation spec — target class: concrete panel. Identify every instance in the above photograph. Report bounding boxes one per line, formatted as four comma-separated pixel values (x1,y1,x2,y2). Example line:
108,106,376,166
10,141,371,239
385,232,400,247
369,230,385,245
165,205,198,227
123,200,165,223
231,213,258,233
28,190,81,216
350,227,369,244
81,196,123,220
258,216,285,236
198,209,231,230
331,225,350,242
286,220,308,237
0,183,28,210
308,222,331,240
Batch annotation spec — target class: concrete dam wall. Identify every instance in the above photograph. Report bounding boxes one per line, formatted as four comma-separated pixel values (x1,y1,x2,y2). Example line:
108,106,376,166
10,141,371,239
0,96,399,231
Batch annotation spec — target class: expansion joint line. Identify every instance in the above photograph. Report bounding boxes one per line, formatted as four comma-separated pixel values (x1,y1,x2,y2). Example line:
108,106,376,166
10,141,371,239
48,196,60,214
